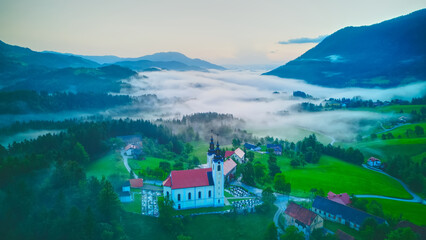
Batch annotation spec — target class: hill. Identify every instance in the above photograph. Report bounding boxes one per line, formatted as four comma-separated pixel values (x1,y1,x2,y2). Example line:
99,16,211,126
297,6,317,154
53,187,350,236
264,9,426,88
78,51,225,71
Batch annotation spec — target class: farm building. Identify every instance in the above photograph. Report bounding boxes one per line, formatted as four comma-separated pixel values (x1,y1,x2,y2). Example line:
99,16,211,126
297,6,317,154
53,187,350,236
312,197,386,231
367,157,381,167
284,202,323,238
225,148,245,163
119,181,133,202
327,192,351,205
266,144,283,155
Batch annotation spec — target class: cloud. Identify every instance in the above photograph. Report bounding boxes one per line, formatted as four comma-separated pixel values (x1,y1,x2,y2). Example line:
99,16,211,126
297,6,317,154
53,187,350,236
118,70,426,143
278,35,328,44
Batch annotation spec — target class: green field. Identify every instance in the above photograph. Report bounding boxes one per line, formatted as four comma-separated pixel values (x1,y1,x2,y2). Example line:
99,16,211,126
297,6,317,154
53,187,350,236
252,153,411,198
344,138,426,161
122,190,142,214
363,198,426,226
378,123,426,139
351,105,425,114
86,151,128,179
129,156,175,170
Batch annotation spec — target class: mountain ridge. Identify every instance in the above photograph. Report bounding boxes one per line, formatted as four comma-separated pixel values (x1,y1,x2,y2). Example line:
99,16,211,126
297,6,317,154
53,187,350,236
264,9,426,88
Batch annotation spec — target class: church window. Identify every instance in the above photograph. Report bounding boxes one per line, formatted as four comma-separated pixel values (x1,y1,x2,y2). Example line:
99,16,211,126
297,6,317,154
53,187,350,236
178,194,181,201
166,191,169,198
198,191,201,199
178,204,181,210
218,199,220,203
188,192,191,200
208,190,212,198
217,165,221,171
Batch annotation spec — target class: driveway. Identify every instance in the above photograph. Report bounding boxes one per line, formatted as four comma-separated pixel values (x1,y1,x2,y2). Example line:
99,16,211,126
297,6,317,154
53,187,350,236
120,150,138,178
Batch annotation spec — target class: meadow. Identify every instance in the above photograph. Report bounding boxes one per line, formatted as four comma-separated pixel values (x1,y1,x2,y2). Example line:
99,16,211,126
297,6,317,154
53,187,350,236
86,151,129,179
253,153,412,199
363,198,426,226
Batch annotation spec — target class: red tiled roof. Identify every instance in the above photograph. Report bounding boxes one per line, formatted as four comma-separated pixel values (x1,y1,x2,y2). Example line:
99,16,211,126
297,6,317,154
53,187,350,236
224,159,237,176
327,192,351,205
163,176,171,187
167,168,213,189
225,151,235,158
284,202,318,226
130,178,143,188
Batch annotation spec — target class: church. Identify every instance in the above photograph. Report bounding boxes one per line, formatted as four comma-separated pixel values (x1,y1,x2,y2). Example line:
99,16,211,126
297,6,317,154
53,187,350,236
162,137,224,210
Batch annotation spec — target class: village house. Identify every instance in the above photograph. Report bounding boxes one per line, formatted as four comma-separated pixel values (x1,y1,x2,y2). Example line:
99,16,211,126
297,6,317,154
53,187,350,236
284,202,324,239
223,158,237,183
312,197,386,231
327,191,351,205
163,137,224,210
367,157,381,168
130,178,144,188
266,144,283,155
244,143,261,151
119,182,133,202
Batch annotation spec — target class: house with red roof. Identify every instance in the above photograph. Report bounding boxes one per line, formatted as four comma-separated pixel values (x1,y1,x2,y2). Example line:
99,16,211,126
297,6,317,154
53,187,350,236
224,151,235,159
223,158,237,183
367,157,381,167
163,137,225,210
130,178,144,188
327,192,351,205
284,202,324,238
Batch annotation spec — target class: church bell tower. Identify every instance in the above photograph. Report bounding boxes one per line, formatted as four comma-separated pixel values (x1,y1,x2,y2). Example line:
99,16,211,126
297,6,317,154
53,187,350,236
212,141,224,207
207,136,215,168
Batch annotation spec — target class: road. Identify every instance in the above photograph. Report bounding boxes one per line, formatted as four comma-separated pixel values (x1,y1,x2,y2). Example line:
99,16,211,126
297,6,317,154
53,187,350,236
356,165,424,204
120,150,138,178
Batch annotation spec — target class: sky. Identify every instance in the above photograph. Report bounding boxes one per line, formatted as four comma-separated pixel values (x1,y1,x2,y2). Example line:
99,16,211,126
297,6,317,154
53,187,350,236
0,0,425,66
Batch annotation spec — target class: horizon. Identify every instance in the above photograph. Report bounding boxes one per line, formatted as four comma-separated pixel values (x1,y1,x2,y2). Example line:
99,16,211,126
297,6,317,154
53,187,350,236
1,0,425,65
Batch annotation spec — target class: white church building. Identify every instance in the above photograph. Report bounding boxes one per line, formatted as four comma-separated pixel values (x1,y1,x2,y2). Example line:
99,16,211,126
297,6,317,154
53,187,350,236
163,137,224,210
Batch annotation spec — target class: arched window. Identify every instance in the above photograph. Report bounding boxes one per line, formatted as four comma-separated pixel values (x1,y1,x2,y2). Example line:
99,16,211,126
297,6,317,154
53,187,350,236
188,192,191,200
178,204,181,210
177,194,181,201
166,191,169,198
217,164,221,171
198,191,201,199
208,190,212,198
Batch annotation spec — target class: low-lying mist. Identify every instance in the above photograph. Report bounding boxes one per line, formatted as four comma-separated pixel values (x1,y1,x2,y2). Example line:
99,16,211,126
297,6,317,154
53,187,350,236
122,70,426,142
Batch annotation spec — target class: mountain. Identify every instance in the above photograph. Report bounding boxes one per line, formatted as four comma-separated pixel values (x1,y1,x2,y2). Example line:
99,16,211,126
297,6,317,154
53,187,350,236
5,65,137,93
77,51,225,71
0,41,136,93
0,40,99,69
113,59,205,72
264,9,426,88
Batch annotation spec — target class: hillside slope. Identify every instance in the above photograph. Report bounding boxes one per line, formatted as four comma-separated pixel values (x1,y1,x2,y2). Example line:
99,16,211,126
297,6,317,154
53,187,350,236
264,9,426,88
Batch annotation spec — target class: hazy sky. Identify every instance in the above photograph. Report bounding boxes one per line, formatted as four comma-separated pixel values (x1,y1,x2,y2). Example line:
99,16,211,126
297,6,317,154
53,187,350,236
0,0,425,65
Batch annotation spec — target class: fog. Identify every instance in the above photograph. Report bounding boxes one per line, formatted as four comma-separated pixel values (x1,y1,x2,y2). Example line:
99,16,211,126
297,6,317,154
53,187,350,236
123,70,426,142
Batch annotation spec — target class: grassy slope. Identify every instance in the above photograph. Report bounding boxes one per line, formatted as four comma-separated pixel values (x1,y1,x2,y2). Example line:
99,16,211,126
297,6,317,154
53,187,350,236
253,153,411,198
129,156,175,170
86,151,128,179
123,207,277,240
351,105,424,114
363,198,426,226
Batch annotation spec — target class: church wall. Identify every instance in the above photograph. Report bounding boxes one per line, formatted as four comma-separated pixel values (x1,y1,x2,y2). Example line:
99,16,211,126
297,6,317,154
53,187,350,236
171,185,215,210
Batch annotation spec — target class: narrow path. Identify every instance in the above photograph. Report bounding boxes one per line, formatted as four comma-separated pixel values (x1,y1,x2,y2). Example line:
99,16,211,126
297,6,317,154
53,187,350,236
356,164,424,204
120,150,138,178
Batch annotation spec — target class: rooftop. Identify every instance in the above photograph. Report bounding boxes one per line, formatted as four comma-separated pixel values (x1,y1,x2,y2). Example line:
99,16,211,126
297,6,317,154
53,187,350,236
163,168,214,189
223,159,237,176
284,202,318,227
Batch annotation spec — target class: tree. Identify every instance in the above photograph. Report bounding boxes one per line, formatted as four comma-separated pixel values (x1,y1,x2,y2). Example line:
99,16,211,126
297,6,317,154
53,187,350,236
281,226,304,240
246,151,255,162
264,222,277,240
386,227,417,240
254,162,267,183
241,162,255,186
158,198,183,236
257,187,277,213
98,181,120,222
273,173,287,193
414,125,424,136
371,133,377,140
232,138,241,148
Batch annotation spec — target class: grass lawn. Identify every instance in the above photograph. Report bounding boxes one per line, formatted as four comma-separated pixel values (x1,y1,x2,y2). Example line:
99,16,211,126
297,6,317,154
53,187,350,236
123,207,277,240
378,122,426,139
324,220,362,239
283,156,411,199
86,151,128,179
363,198,426,226
130,156,174,171
224,191,233,198
346,138,426,161
352,105,425,114
227,198,253,203
121,191,141,214
177,205,233,216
